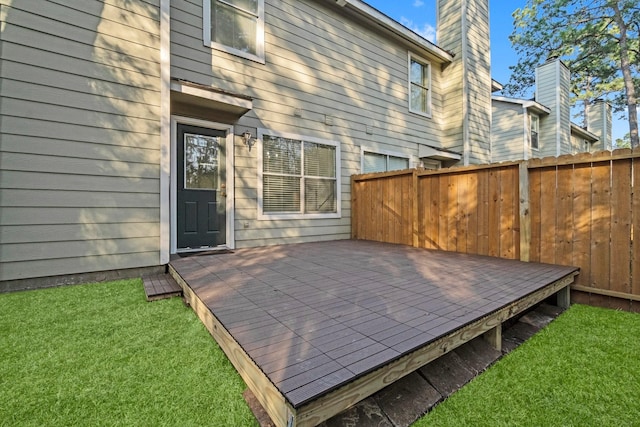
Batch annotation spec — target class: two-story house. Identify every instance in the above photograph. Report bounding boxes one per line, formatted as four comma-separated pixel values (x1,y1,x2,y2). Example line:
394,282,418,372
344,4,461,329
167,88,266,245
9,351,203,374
492,58,612,162
0,0,495,288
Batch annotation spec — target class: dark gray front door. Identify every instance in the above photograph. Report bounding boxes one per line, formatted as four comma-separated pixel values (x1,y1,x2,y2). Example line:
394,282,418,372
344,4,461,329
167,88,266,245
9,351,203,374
177,124,226,249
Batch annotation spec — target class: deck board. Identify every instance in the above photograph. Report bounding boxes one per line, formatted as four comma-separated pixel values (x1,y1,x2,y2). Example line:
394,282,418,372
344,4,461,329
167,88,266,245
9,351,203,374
169,240,578,425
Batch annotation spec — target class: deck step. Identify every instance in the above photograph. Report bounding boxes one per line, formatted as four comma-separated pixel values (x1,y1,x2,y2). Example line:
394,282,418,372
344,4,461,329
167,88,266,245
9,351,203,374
142,274,182,301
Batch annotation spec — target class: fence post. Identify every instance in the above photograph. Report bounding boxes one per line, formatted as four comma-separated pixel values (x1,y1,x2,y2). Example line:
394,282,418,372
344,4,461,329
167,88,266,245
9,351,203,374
519,161,531,262
412,170,419,248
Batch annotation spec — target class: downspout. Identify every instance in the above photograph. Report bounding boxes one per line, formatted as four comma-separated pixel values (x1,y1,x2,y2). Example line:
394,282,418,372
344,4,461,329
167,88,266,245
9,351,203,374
461,0,470,165
159,0,171,264
555,61,561,157
523,106,529,160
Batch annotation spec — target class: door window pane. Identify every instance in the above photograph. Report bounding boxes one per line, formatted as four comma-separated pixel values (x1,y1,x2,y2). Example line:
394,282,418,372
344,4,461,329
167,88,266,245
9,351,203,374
185,134,219,190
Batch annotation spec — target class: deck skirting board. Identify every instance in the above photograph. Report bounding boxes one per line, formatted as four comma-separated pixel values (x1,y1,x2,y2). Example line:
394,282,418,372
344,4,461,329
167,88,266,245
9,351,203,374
169,265,295,427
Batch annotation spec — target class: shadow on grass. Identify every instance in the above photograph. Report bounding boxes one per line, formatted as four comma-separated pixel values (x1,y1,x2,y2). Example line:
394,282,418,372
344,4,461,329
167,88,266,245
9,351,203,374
414,304,640,426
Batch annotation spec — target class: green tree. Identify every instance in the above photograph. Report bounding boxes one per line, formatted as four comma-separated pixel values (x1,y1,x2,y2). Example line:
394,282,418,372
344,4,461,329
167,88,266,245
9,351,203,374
505,0,639,148
615,132,631,148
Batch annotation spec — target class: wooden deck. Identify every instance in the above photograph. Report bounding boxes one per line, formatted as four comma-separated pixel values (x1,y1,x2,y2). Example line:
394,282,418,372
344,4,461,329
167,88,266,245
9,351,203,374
168,240,579,427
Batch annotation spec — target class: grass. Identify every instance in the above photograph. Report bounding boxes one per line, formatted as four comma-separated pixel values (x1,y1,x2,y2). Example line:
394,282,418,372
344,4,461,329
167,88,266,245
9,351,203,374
0,279,257,427
415,304,640,426
2,281,639,427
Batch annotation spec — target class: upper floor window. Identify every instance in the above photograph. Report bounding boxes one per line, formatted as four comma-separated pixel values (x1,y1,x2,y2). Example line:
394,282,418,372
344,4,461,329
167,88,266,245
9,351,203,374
362,148,410,173
258,130,341,219
409,53,431,117
530,114,539,150
204,0,265,63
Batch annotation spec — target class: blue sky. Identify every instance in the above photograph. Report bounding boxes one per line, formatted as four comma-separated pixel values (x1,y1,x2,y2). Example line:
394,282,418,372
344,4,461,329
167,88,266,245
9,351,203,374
365,0,626,143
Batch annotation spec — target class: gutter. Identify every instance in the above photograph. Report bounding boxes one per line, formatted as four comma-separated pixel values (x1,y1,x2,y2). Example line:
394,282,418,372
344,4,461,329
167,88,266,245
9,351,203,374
331,0,454,63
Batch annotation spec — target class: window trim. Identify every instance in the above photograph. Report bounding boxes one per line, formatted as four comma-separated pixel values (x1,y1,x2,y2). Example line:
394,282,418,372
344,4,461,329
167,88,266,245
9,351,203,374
360,146,411,173
203,0,266,64
530,114,540,150
257,129,341,220
408,52,432,118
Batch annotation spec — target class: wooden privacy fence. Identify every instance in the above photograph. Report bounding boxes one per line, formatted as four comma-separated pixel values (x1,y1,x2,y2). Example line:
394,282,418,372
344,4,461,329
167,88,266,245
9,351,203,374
351,148,640,309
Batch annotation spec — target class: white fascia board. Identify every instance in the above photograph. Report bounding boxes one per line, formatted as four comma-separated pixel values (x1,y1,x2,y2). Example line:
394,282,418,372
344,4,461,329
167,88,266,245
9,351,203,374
332,0,453,63
170,81,253,111
571,123,599,142
492,96,551,115
418,144,462,160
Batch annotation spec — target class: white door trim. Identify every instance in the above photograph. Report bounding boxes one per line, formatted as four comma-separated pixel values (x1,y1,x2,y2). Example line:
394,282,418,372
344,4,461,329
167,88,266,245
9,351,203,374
170,115,235,254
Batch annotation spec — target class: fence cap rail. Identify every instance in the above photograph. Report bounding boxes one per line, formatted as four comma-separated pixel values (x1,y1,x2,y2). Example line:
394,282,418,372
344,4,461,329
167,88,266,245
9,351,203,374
352,169,416,181
352,147,640,180
528,147,640,169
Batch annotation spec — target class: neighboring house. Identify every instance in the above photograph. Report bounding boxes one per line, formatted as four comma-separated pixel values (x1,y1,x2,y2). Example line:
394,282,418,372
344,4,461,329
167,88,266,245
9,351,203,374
0,0,495,286
491,58,612,162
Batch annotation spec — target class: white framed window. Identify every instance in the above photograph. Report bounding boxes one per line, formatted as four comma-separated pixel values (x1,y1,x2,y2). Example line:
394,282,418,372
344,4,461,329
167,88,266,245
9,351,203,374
258,129,341,220
408,53,432,117
361,147,410,173
203,0,265,63
530,114,540,150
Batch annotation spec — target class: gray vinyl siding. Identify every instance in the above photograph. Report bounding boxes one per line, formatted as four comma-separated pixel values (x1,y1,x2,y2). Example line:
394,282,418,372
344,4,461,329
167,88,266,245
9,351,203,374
436,0,464,153
491,102,527,162
587,101,612,151
171,0,447,248
0,0,162,281
536,60,571,157
463,0,491,164
436,0,491,164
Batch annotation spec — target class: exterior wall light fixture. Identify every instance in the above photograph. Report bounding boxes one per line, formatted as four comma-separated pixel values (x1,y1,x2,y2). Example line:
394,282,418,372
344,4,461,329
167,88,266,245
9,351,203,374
242,131,256,151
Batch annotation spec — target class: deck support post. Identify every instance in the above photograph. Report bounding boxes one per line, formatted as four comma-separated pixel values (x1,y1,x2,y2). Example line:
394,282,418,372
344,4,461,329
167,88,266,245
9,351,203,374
556,285,571,309
482,324,502,352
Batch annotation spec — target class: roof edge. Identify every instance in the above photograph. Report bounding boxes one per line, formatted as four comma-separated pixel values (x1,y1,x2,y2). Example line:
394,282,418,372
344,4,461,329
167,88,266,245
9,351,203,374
492,95,551,115
571,123,599,142
331,0,454,63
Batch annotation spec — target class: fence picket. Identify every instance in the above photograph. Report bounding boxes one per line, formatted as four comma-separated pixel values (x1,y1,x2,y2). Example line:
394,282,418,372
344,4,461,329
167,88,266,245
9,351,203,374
571,162,592,289
633,157,640,302
610,159,632,301
556,166,574,266
529,168,542,262
590,161,612,295
477,169,490,256
351,150,639,309
538,167,557,265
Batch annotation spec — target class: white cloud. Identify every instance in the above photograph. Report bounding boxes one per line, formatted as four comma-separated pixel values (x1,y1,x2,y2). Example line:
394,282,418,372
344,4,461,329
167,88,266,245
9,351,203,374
400,17,436,42
413,0,425,7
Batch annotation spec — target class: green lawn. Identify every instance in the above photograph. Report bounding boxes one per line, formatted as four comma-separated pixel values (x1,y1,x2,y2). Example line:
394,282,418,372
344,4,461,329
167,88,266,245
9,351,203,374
416,304,640,426
0,279,257,427
1,280,639,427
